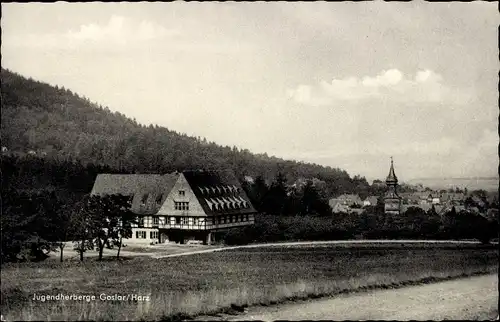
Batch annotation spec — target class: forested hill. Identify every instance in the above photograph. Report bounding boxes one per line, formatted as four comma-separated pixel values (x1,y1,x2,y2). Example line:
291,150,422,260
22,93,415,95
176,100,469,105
1,68,370,196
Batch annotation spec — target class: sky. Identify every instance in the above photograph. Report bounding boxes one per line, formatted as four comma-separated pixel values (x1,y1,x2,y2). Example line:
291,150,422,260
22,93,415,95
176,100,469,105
2,2,498,182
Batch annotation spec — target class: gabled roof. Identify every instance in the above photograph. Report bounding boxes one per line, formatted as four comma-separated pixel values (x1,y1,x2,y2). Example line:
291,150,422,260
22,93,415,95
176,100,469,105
332,202,350,213
183,170,257,215
337,194,363,203
91,173,178,214
329,198,341,209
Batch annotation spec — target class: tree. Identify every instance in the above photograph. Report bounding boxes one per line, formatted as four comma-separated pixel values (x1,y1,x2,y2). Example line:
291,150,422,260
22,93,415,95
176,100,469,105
262,172,288,215
72,196,97,262
299,180,331,216
1,188,59,263
252,176,269,211
300,180,318,215
83,194,135,261
112,195,136,260
41,191,73,262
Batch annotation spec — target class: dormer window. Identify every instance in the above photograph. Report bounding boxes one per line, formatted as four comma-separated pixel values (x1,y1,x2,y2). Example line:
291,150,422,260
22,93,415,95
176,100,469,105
213,198,220,210
179,190,185,196
137,216,144,227
205,198,213,211
223,197,233,209
141,194,149,206
230,196,240,209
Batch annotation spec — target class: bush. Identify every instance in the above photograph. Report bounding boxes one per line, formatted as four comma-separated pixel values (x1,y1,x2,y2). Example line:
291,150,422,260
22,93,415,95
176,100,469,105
220,209,498,245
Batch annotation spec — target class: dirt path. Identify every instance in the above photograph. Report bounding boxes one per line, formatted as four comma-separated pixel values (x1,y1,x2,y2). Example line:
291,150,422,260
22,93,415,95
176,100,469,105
50,240,488,260
200,274,498,321
152,240,481,259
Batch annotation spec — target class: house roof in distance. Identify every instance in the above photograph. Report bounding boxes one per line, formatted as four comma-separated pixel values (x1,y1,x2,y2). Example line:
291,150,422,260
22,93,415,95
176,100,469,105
183,170,257,215
91,173,178,214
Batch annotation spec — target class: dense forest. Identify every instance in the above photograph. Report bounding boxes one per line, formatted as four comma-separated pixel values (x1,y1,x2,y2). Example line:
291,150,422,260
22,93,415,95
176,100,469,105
1,68,377,197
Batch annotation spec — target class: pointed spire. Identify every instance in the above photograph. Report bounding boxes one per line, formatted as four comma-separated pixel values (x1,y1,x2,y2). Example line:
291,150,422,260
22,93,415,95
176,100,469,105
386,156,398,184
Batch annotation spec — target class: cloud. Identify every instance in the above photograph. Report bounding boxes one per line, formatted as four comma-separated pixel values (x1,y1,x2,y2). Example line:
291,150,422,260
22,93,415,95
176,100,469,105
288,69,473,106
65,15,178,45
66,15,125,42
3,15,179,50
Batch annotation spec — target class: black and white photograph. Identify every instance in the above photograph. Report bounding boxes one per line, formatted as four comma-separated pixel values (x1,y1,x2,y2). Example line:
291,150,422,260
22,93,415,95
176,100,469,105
1,2,498,321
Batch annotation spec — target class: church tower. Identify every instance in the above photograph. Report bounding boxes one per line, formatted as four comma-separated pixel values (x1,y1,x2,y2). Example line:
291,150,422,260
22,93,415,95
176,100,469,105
384,157,401,214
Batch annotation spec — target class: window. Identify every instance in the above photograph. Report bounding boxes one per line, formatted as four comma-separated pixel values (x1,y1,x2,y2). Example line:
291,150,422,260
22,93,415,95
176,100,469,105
230,215,234,223
150,231,159,239
179,190,185,196
175,217,181,225
193,218,198,225
245,214,249,222
141,194,149,205
153,217,159,226
135,231,146,239
182,217,189,225
174,201,190,210
156,194,163,204
218,216,222,224
137,217,144,228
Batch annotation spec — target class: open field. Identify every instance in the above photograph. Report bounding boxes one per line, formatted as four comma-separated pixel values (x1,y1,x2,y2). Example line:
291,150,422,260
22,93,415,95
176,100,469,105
1,242,498,321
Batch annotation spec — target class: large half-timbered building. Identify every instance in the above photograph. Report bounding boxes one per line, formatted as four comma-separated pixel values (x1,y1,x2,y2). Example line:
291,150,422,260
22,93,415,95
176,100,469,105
91,170,257,244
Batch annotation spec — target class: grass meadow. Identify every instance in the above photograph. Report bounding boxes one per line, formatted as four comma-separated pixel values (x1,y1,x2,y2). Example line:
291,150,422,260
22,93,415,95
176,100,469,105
1,243,498,321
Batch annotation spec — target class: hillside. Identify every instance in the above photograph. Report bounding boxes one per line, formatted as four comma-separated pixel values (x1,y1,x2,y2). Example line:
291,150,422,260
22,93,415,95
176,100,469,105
0,68,370,196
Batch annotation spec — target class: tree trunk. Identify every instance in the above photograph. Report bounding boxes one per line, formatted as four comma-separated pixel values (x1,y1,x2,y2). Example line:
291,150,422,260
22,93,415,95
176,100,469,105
79,238,85,261
117,236,122,260
59,243,64,262
98,238,104,261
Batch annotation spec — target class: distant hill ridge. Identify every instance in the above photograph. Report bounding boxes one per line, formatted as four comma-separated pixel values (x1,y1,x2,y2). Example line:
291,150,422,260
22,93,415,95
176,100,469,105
407,177,498,192
410,177,498,181
0,68,373,196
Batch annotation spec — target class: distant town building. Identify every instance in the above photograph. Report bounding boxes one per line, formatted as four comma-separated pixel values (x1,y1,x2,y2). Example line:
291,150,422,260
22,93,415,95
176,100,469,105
244,176,254,184
363,196,378,207
329,199,350,213
431,195,441,205
336,194,363,207
384,157,402,215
